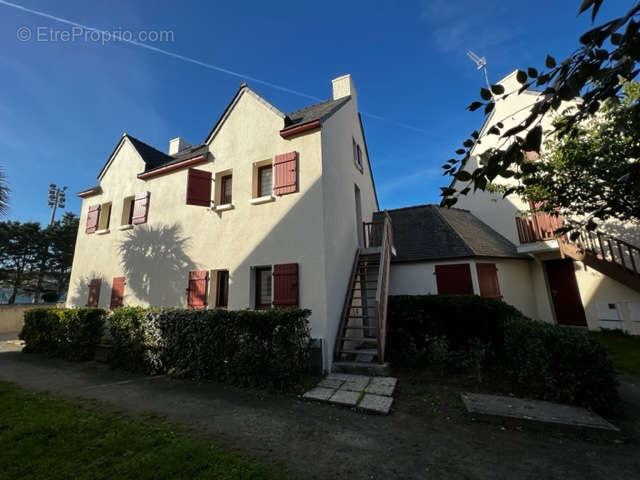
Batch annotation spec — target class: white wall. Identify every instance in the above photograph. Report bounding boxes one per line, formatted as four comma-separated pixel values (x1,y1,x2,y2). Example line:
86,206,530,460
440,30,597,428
319,95,379,364
68,88,329,342
389,257,539,320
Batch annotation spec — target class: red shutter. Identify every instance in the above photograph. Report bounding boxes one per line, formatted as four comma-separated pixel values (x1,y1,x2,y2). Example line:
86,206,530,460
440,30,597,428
435,264,474,295
476,263,501,298
187,270,208,309
186,168,212,206
274,152,298,195
110,277,126,309
272,263,299,307
87,278,101,307
132,192,150,225
85,205,100,233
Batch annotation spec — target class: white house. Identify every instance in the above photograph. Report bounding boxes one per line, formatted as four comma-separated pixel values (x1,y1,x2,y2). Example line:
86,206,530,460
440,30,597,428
68,72,640,374
448,71,640,334
68,75,381,371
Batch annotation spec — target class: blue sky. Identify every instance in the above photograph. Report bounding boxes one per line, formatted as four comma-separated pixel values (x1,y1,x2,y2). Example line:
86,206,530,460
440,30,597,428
0,0,627,224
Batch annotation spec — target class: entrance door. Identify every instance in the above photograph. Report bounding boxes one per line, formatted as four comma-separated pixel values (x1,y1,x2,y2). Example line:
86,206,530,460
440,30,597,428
354,185,363,247
544,259,587,327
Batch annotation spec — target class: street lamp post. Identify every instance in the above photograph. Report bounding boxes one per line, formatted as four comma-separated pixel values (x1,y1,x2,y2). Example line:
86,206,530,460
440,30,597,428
48,184,67,226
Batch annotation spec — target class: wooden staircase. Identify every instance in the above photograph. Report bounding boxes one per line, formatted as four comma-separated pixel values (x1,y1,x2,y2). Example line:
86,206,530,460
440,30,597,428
558,224,640,293
333,213,393,375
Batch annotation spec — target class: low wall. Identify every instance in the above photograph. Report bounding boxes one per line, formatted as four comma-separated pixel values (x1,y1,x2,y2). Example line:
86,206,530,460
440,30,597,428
0,303,64,334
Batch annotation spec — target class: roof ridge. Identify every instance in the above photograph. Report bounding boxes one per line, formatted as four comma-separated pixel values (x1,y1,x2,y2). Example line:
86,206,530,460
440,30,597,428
382,203,471,214
430,205,476,256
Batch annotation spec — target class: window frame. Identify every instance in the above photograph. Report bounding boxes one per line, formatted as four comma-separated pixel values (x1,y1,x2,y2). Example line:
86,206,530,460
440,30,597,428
257,165,273,198
220,174,233,205
97,202,112,232
215,270,229,308
254,266,272,310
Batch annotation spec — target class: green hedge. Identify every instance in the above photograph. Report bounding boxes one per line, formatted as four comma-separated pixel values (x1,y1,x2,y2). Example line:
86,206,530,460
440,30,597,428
20,308,107,361
387,295,618,414
109,307,311,390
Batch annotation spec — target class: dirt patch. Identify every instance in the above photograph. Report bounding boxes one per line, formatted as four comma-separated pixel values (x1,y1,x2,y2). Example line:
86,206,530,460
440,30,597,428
0,351,639,479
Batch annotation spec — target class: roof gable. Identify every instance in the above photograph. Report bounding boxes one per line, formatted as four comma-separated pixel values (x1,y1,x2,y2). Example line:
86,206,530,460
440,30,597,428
204,84,285,145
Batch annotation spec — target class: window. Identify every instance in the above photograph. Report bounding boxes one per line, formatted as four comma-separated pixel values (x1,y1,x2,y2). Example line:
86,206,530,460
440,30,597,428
186,168,212,206
220,174,232,205
187,270,209,309
254,267,272,309
476,263,501,298
434,264,474,295
353,138,363,172
86,204,100,234
273,151,298,195
258,165,273,197
272,263,299,308
110,277,125,309
215,270,229,308
97,202,112,232
87,278,101,307
121,196,135,226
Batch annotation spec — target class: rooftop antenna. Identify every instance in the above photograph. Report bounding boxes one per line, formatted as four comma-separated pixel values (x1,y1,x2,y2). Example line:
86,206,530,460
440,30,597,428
466,50,491,91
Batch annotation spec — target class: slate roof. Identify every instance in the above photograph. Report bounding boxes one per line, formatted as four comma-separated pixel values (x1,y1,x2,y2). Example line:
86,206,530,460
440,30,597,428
125,135,208,173
283,96,351,130
373,204,526,262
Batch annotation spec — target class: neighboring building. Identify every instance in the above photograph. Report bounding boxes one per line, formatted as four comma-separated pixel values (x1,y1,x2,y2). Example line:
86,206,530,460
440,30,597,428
69,72,640,373
451,70,640,334
68,75,381,370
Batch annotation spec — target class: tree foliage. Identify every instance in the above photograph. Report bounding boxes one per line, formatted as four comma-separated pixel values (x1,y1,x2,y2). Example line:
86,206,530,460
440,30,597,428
0,213,79,303
0,165,8,217
441,0,640,229
523,81,640,228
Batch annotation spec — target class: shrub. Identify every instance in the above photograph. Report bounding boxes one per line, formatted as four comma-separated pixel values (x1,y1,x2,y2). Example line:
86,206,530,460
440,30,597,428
503,317,617,414
387,295,618,414
108,307,164,374
108,307,311,390
20,308,106,361
387,295,522,365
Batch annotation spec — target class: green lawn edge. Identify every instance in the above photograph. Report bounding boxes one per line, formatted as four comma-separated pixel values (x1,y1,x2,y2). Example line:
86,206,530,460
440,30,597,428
0,381,283,480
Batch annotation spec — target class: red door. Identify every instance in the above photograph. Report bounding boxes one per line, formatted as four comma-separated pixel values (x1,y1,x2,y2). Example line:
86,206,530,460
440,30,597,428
545,259,587,327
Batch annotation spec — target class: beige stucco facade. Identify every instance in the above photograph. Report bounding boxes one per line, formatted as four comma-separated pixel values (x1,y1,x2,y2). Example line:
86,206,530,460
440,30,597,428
389,258,540,321
67,76,378,369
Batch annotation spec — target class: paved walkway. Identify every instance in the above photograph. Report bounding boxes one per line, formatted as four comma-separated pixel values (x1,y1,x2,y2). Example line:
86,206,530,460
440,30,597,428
303,373,396,414
1,346,639,479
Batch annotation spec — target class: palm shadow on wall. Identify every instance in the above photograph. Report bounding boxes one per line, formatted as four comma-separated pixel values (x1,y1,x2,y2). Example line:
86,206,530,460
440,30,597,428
119,224,195,307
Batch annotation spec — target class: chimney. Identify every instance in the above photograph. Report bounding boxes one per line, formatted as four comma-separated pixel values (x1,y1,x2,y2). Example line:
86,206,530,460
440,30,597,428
331,74,357,106
169,137,191,155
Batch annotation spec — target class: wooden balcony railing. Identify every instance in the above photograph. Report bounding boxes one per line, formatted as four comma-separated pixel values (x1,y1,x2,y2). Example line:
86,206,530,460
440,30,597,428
515,212,564,244
363,221,384,248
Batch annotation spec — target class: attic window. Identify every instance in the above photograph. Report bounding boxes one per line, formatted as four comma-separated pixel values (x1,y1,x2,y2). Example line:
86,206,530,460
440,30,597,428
352,138,363,173
121,196,135,226
96,202,112,233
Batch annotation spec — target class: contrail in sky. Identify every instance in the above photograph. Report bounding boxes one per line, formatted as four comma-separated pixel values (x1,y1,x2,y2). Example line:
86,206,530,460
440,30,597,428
0,0,427,134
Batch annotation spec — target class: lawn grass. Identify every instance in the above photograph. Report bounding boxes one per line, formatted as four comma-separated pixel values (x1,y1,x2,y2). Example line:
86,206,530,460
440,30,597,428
591,330,640,377
0,382,282,480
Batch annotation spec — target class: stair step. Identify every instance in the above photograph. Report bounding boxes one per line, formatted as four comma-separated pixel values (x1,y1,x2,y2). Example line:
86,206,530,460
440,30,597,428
346,315,374,319
332,361,390,376
340,348,377,355
343,326,377,330
340,337,378,343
